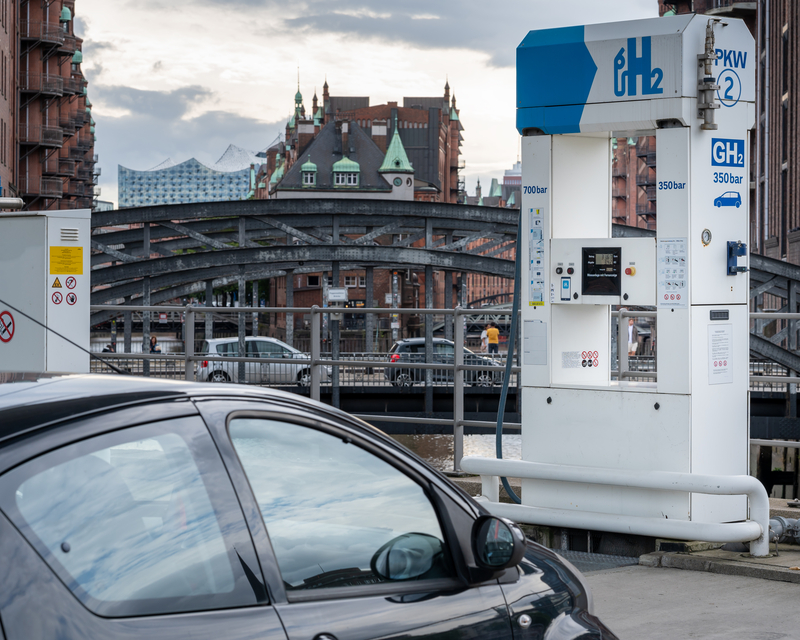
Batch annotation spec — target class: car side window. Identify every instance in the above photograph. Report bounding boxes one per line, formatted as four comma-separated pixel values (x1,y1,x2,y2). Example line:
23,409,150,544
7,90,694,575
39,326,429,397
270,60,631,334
246,341,262,356
257,341,283,356
230,417,454,591
435,343,455,355
0,416,263,617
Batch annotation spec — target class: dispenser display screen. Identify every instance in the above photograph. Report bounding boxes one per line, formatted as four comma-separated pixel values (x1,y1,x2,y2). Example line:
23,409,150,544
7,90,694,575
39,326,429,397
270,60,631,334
582,248,621,296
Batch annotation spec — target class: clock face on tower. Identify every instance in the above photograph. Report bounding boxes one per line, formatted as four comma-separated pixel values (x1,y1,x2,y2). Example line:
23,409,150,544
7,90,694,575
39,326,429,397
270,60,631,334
393,177,402,186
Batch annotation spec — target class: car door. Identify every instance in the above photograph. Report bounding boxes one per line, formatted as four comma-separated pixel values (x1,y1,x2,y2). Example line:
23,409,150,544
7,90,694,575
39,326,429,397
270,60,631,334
247,340,268,384
200,401,514,640
257,341,291,384
435,342,455,383
0,405,285,640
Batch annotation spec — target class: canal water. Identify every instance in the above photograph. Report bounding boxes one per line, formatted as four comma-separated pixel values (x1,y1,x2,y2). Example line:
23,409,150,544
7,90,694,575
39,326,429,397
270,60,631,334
390,434,522,473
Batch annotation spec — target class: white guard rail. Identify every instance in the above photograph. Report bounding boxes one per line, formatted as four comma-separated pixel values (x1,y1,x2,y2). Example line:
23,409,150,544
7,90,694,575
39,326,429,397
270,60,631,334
460,456,770,557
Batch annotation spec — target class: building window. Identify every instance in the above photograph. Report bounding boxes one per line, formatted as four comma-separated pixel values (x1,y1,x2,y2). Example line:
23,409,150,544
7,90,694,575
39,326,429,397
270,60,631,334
307,275,320,287
334,172,358,187
344,276,357,288
358,276,366,288
302,172,315,185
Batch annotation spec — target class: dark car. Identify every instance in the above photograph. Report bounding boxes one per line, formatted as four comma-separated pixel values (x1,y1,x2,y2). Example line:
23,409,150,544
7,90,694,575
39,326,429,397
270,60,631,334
386,337,504,387
0,373,616,640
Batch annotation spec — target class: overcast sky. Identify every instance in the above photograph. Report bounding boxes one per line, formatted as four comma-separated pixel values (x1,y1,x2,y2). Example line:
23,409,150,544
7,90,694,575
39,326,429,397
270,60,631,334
80,0,658,207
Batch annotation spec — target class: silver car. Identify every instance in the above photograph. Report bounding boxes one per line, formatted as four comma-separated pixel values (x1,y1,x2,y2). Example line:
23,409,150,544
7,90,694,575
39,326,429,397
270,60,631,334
197,337,328,386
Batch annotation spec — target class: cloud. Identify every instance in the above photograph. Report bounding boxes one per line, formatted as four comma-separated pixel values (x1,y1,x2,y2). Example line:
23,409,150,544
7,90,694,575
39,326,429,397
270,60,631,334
174,0,657,68
94,84,214,120
92,84,286,205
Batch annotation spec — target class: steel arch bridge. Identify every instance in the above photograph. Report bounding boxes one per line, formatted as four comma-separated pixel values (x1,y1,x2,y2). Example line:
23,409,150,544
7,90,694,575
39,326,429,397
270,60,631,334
90,199,519,326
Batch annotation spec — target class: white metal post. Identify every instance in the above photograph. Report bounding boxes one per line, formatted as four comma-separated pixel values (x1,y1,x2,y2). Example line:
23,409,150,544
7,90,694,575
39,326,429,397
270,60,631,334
311,306,321,402
454,306,465,472
185,305,194,381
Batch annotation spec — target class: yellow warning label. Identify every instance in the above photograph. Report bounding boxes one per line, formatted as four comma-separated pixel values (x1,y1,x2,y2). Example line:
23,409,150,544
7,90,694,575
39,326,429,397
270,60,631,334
52,277,62,288
529,301,544,306
49,246,83,275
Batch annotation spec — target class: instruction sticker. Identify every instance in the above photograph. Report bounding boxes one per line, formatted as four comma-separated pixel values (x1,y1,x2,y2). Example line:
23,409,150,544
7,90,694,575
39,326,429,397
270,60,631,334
657,238,687,308
523,320,547,365
49,246,83,275
708,323,733,385
528,208,545,306
561,351,581,369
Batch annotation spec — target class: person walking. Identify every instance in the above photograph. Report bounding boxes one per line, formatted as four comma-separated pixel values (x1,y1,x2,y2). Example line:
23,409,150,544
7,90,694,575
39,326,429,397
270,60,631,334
627,318,639,356
150,336,161,353
480,326,488,353
486,322,500,355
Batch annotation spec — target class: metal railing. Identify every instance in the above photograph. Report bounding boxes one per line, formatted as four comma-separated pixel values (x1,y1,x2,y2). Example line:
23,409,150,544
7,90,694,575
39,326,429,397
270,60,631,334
461,456,770,557
18,123,64,147
19,73,64,95
92,304,520,470
19,21,64,45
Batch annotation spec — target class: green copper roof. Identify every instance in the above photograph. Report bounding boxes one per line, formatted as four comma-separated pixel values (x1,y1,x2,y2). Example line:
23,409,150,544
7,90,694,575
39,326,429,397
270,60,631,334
301,157,317,172
270,161,284,185
257,182,266,189
507,191,516,206
60,6,71,22
85,106,91,113
295,89,302,102
72,50,82,64
489,178,502,198
289,114,295,128
333,155,360,173
449,107,459,121
378,126,413,174
662,8,677,16
90,126,95,134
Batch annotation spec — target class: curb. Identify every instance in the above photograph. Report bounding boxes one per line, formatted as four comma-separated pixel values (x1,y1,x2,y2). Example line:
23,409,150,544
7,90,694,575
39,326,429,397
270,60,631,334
639,551,800,584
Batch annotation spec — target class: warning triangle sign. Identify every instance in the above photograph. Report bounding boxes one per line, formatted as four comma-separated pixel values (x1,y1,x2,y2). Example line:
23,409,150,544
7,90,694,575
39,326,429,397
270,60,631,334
52,277,62,288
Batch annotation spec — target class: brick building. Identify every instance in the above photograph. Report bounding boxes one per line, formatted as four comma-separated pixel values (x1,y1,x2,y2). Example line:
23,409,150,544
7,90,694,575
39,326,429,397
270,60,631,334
16,0,97,210
0,1,15,197
258,80,464,204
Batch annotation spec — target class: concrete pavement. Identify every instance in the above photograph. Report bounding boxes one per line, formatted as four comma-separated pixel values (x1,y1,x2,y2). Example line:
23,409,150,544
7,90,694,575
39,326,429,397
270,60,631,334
586,564,800,639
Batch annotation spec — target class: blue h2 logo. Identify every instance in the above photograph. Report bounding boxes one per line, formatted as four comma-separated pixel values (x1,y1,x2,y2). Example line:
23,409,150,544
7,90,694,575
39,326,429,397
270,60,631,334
614,37,664,97
711,138,744,167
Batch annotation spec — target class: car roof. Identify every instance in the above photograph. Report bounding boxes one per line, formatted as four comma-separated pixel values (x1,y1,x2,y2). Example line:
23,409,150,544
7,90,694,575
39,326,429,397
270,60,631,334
0,373,333,445
205,336,283,343
398,337,451,344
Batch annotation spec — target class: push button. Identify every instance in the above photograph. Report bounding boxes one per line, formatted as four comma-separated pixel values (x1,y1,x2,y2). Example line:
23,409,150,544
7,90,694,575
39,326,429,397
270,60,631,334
556,267,563,274
625,267,636,276
567,267,574,275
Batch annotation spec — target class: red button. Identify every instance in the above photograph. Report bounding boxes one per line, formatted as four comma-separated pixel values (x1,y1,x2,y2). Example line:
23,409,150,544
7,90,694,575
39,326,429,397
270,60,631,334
625,267,636,276
567,267,574,274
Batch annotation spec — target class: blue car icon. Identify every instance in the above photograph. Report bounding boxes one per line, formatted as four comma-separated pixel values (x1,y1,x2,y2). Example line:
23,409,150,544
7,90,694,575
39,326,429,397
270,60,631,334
714,191,741,208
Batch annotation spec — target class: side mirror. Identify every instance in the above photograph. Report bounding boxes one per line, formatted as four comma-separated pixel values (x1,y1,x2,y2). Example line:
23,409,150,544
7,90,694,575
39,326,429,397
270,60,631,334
370,533,444,581
472,516,526,570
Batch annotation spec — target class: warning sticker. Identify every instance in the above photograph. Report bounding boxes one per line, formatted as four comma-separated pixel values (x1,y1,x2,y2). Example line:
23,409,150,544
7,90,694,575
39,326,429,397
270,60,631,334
52,277,62,288
66,276,77,289
66,292,77,306
52,291,63,305
0,311,14,343
562,351,581,369
49,246,83,275
708,324,733,385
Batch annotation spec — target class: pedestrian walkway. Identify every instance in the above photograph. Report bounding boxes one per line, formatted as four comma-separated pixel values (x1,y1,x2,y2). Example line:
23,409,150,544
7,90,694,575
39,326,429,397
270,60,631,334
586,565,800,639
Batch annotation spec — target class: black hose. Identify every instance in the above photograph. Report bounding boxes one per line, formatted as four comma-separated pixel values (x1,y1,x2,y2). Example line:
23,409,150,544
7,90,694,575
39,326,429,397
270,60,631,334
495,213,522,504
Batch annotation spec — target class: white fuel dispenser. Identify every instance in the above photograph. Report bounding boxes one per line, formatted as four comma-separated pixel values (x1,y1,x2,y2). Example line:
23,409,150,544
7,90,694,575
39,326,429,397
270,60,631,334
517,15,754,524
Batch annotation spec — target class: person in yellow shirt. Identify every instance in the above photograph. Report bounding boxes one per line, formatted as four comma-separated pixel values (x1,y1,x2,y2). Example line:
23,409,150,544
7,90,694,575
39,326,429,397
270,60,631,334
486,322,500,355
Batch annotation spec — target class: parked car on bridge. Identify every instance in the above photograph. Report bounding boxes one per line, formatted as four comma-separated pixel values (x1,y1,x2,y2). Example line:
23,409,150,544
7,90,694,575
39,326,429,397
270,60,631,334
196,336,329,386
0,373,617,640
385,337,505,387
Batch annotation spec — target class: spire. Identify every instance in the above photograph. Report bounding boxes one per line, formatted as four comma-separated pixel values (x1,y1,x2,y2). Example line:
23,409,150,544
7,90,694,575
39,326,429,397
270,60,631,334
379,114,414,174
312,88,318,112
444,77,450,103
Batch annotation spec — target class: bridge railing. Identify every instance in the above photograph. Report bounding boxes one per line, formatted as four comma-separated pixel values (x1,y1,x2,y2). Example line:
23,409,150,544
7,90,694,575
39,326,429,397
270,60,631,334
91,304,520,471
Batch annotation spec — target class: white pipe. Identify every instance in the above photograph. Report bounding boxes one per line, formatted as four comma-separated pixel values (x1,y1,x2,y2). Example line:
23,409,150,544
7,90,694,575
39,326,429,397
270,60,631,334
461,456,770,557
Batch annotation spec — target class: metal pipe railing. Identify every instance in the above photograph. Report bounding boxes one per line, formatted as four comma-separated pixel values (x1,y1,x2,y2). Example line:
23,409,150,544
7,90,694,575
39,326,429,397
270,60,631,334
460,456,770,557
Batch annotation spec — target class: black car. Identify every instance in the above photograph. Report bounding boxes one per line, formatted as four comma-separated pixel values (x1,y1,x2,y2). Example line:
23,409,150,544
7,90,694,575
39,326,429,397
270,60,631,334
0,373,617,640
386,338,504,387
